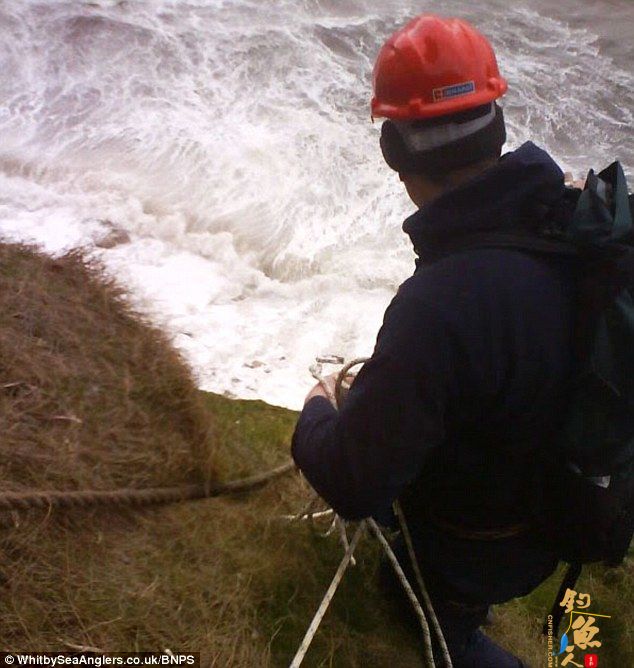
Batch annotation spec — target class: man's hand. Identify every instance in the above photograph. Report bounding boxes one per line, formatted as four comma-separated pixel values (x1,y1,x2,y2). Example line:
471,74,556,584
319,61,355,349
304,373,356,406
304,372,337,405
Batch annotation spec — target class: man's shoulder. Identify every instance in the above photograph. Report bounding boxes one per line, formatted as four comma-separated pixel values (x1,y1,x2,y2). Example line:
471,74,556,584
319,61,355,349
399,247,570,312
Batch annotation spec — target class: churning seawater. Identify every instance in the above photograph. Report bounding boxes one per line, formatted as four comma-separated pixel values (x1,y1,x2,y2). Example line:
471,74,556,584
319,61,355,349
1,0,633,408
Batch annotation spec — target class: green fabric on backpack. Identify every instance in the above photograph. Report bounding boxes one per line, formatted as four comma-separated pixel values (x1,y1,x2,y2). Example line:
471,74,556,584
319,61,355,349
543,161,634,565
540,163,634,638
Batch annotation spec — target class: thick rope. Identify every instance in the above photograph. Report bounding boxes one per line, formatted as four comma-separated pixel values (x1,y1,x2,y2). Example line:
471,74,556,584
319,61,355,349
0,461,295,512
1,355,449,666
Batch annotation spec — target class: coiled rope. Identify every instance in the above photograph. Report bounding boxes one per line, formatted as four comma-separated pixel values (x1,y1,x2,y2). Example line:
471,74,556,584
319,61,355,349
289,357,452,668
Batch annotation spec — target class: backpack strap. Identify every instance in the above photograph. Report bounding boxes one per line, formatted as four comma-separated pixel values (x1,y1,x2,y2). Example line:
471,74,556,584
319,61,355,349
542,561,583,638
426,231,581,261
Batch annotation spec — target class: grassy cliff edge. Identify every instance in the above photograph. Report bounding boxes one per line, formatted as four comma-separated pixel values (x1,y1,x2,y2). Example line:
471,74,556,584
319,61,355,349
0,243,630,666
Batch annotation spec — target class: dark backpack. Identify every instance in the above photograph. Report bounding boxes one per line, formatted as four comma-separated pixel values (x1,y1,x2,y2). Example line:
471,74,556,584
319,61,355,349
539,163,634,637
540,162,634,569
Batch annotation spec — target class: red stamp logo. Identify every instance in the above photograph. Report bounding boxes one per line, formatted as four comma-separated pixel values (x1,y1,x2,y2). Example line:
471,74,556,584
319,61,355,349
585,654,598,668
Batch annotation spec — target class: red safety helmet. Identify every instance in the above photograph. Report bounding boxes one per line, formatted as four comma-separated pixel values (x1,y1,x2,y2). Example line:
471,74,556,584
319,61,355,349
371,15,507,120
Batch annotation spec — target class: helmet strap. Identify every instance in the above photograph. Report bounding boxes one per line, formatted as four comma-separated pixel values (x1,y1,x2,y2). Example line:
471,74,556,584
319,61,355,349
380,103,507,177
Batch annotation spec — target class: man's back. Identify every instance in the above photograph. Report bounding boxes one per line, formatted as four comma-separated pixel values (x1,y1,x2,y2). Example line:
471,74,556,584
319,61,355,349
410,247,575,528
397,245,576,602
292,142,576,603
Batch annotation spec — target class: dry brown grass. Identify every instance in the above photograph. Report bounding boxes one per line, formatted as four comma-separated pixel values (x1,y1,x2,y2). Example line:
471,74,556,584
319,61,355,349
0,243,214,493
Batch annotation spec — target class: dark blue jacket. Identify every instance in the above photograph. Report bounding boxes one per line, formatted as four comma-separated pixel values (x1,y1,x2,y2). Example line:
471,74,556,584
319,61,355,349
292,143,576,603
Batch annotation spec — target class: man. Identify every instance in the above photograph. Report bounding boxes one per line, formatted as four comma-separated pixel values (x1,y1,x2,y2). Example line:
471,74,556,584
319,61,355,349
292,14,575,667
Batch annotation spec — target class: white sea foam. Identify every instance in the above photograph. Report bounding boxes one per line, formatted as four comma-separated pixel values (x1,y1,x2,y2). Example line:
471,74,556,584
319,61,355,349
0,0,632,408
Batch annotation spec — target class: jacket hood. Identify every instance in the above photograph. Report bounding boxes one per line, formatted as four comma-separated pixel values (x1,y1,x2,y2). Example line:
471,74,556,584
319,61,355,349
402,142,565,259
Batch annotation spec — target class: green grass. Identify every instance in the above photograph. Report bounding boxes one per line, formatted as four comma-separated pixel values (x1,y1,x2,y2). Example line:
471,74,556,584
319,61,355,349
179,393,634,667
198,393,422,667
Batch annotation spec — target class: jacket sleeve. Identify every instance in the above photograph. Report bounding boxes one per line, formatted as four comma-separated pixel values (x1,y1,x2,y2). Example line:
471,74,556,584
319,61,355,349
291,279,455,520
